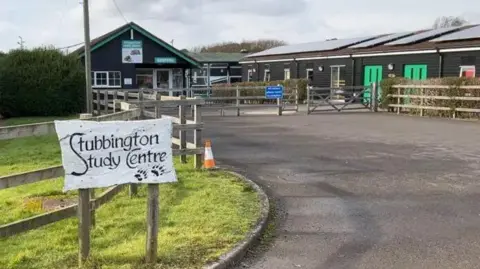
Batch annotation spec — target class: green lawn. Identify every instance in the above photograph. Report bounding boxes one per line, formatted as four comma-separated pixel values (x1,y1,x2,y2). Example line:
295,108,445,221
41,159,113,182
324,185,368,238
1,115,78,127
0,136,261,269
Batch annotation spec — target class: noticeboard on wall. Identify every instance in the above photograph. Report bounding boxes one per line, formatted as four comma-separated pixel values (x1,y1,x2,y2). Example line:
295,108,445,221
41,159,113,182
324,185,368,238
122,40,143,64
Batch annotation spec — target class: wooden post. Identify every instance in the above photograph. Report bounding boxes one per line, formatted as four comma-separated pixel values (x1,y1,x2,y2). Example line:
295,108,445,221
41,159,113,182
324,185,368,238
104,90,109,114
306,85,310,115
78,189,91,266
371,83,378,112
145,184,159,264
277,97,282,116
96,89,101,115
295,86,299,112
236,85,240,116
397,87,401,114
420,88,424,117
113,91,118,113
194,104,202,169
139,90,145,119
78,113,96,226
179,96,187,163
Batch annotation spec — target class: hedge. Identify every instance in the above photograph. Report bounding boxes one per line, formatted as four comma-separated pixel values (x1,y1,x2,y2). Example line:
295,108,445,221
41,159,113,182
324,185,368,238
211,79,308,104
380,77,480,119
0,47,85,118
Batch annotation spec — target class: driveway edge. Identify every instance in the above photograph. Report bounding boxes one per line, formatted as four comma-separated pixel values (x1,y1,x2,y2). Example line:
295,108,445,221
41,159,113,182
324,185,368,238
204,168,270,269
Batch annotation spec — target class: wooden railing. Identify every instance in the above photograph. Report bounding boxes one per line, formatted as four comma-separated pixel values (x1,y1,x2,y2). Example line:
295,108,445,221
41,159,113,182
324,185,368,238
388,85,480,118
0,99,205,238
93,86,299,117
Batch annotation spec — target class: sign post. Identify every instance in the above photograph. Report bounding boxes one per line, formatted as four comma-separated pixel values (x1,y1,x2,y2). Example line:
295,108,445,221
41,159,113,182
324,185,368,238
265,85,284,116
54,118,177,266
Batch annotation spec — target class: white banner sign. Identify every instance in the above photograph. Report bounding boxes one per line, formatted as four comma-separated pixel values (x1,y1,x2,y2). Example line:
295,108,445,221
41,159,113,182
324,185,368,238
54,118,177,191
122,40,143,64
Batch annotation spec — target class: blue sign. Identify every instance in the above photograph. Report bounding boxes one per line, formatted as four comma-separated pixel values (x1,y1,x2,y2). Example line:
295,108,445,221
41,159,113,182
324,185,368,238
265,86,284,99
155,57,177,64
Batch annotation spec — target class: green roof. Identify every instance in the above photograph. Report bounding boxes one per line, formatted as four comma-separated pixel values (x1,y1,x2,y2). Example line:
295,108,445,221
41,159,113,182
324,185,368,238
186,52,247,63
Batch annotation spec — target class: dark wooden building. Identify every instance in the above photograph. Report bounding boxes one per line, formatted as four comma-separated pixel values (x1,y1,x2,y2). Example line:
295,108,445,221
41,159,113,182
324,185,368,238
74,22,201,92
185,52,245,87
240,25,480,87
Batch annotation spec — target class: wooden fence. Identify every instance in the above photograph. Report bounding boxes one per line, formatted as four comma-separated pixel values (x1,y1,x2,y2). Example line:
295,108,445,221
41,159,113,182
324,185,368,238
0,98,205,238
388,85,480,118
92,86,299,117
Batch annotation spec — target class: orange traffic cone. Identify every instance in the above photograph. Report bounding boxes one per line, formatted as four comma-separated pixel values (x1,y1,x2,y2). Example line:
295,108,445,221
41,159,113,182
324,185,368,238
204,140,216,169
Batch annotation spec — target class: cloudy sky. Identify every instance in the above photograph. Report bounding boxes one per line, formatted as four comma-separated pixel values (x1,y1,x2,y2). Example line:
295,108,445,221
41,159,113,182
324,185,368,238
1,0,479,52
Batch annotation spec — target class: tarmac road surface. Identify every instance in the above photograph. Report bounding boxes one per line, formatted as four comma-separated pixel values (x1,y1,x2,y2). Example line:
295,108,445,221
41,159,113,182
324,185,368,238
203,112,480,269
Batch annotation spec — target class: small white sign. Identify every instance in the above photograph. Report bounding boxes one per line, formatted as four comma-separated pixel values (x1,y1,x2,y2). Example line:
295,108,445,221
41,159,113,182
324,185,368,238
55,118,177,191
124,78,132,85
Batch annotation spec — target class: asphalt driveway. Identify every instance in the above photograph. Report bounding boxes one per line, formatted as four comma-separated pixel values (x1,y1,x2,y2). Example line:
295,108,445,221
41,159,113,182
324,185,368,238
203,113,480,269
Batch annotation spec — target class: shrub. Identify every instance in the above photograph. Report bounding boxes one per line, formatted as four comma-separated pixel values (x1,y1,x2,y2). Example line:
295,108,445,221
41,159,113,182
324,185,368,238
0,47,85,118
382,77,480,119
211,79,308,104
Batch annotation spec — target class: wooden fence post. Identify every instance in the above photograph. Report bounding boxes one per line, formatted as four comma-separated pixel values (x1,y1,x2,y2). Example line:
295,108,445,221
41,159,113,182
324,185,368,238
397,87,401,114
194,104,203,169
179,96,187,163
306,85,310,115
295,86,299,112
420,88,424,117
96,89,101,115
139,90,145,119
236,85,240,116
113,91,118,113
79,113,96,227
104,90,109,114
145,184,159,264
78,188,91,266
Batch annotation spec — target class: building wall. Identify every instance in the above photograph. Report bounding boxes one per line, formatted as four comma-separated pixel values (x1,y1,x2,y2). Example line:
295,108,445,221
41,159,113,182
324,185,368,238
90,29,190,88
354,54,440,85
442,51,480,77
241,50,480,86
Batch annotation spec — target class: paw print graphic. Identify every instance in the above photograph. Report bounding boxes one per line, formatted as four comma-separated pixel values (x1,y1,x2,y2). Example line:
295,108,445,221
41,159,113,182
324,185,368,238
151,165,170,177
134,169,148,181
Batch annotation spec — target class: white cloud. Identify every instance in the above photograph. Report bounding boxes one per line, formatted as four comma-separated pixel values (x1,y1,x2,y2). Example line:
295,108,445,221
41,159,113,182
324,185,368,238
0,0,479,52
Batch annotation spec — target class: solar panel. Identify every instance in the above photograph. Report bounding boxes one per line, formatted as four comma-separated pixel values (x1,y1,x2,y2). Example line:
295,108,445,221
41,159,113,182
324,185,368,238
247,35,378,57
349,31,415,48
385,26,463,45
430,25,480,42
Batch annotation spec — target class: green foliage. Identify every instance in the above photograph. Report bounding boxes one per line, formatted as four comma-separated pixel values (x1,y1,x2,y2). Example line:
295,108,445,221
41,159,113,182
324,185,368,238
0,47,85,118
380,77,408,108
212,79,308,104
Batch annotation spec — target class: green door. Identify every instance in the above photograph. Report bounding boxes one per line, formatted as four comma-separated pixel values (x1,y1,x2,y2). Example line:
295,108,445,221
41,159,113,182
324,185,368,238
403,65,427,104
363,65,383,103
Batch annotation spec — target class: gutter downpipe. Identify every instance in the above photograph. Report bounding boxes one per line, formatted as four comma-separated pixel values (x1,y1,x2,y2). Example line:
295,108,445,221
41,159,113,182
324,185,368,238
436,48,443,78
349,54,355,86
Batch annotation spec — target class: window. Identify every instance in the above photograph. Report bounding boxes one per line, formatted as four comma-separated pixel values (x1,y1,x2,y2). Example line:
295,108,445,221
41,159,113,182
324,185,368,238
306,68,314,81
330,66,346,87
284,68,290,80
91,71,121,87
264,69,271,81
460,66,476,78
247,69,253,81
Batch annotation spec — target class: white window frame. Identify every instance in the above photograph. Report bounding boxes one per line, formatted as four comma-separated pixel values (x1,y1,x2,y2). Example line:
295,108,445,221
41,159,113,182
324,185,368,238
247,69,253,82
92,71,122,88
306,68,314,81
284,68,291,80
330,65,346,88
264,69,271,82
459,65,476,77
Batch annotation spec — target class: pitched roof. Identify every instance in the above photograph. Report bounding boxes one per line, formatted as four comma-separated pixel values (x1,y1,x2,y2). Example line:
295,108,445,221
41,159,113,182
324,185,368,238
73,22,201,67
186,52,247,63
242,24,480,61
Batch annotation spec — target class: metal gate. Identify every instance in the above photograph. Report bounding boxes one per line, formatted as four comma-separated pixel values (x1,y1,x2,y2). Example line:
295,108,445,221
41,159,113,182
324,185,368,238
306,83,378,114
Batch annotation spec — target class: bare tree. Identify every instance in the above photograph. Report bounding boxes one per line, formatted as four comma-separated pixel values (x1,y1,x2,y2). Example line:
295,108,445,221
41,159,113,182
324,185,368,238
433,16,468,29
190,39,287,53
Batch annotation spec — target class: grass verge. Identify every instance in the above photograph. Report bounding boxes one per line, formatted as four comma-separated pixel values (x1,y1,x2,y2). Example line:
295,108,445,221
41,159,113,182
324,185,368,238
0,132,262,268
1,115,78,127
1,160,261,269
